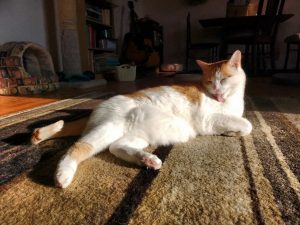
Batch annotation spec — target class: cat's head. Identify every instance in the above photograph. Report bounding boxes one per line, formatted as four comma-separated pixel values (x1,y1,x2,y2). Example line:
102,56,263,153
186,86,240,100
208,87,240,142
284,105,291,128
196,50,246,102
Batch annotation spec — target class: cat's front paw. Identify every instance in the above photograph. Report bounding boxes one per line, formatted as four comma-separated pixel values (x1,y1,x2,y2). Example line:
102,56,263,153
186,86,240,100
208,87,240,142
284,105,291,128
55,156,77,188
141,154,162,170
55,168,75,188
223,119,252,137
240,119,252,136
223,131,242,137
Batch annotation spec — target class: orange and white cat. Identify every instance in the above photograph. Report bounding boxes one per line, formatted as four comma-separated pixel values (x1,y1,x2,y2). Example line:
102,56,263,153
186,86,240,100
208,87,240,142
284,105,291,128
31,50,252,188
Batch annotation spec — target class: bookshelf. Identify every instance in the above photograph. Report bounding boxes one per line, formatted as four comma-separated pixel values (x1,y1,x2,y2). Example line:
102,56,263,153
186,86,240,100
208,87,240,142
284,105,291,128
77,0,118,73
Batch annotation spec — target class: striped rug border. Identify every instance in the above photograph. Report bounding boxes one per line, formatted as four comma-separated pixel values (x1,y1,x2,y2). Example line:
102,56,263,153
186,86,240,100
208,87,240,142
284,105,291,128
246,97,300,224
249,97,300,200
0,92,114,129
241,134,285,225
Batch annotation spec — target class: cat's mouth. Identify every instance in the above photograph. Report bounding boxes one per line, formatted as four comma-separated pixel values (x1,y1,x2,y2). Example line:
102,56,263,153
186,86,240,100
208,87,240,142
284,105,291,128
212,94,225,103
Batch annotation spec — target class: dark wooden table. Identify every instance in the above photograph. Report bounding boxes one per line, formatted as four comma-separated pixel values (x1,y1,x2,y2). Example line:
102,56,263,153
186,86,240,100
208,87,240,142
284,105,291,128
199,14,293,29
198,14,294,74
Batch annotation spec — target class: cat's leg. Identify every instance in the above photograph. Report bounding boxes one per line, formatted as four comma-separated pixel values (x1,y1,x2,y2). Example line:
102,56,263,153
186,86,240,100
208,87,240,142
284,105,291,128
55,122,124,188
109,136,162,170
31,117,89,144
209,114,252,136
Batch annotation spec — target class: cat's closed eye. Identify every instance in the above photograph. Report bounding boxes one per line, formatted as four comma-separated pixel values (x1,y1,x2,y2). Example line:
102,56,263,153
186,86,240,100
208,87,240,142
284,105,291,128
221,78,227,84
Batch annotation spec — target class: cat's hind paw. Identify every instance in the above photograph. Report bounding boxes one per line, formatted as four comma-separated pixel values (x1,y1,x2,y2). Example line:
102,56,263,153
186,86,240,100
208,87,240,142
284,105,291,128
141,155,162,170
31,120,64,144
31,128,42,145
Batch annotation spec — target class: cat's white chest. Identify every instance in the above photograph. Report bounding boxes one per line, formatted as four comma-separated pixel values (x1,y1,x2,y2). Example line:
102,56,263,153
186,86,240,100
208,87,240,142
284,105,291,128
202,95,244,117
193,95,244,135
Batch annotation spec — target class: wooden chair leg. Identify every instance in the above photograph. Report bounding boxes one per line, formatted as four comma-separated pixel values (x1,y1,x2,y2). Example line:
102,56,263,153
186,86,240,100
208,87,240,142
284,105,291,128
261,44,267,71
270,43,276,70
245,44,250,68
219,42,228,60
284,43,290,70
185,48,189,72
212,47,215,62
215,46,219,61
257,44,262,72
251,44,257,76
296,43,300,70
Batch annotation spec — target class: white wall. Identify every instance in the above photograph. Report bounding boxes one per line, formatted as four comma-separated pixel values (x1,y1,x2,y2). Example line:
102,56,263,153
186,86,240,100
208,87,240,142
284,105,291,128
0,0,47,47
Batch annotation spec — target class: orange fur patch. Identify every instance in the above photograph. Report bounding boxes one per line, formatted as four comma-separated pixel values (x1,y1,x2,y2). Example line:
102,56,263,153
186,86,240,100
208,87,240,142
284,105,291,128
68,142,94,163
126,87,163,100
221,62,235,78
171,84,203,104
53,117,88,138
145,86,164,94
126,91,147,99
202,60,228,81
32,129,41,142
144,145,156,153
199,60,237,90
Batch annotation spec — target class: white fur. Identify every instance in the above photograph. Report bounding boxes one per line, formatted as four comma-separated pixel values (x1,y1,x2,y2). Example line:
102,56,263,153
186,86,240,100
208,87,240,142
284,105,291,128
54,51,252,188
31,120,64,144
55,155,77,188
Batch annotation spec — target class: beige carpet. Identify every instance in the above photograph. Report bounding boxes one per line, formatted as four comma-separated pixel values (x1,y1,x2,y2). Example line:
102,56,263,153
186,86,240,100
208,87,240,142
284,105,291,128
0,95,300,225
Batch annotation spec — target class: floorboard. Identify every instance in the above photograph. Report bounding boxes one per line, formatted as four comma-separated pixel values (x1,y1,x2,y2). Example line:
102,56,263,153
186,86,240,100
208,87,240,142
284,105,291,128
0,75,299,117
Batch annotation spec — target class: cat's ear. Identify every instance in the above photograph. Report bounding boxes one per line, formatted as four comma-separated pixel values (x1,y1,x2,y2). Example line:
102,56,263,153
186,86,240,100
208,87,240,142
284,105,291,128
196,60,209,71
228,50,241,69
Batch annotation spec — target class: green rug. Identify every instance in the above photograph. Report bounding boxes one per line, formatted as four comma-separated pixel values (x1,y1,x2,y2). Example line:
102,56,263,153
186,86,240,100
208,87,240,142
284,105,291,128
0,94,300,225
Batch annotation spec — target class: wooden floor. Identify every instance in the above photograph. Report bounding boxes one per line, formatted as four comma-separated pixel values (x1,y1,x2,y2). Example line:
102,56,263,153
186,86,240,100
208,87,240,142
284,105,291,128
0,75,299,117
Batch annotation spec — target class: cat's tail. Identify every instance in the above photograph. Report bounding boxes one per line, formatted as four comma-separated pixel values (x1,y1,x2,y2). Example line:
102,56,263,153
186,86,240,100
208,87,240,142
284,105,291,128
31,116,89,145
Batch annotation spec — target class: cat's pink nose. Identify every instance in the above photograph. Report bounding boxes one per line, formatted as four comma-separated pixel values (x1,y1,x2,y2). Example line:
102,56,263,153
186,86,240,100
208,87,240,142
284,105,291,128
214,88,220,93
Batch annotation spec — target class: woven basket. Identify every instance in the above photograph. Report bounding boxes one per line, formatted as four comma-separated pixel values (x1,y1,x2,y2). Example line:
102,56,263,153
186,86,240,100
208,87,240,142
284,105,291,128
0,42,59,95
115,65,136,81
